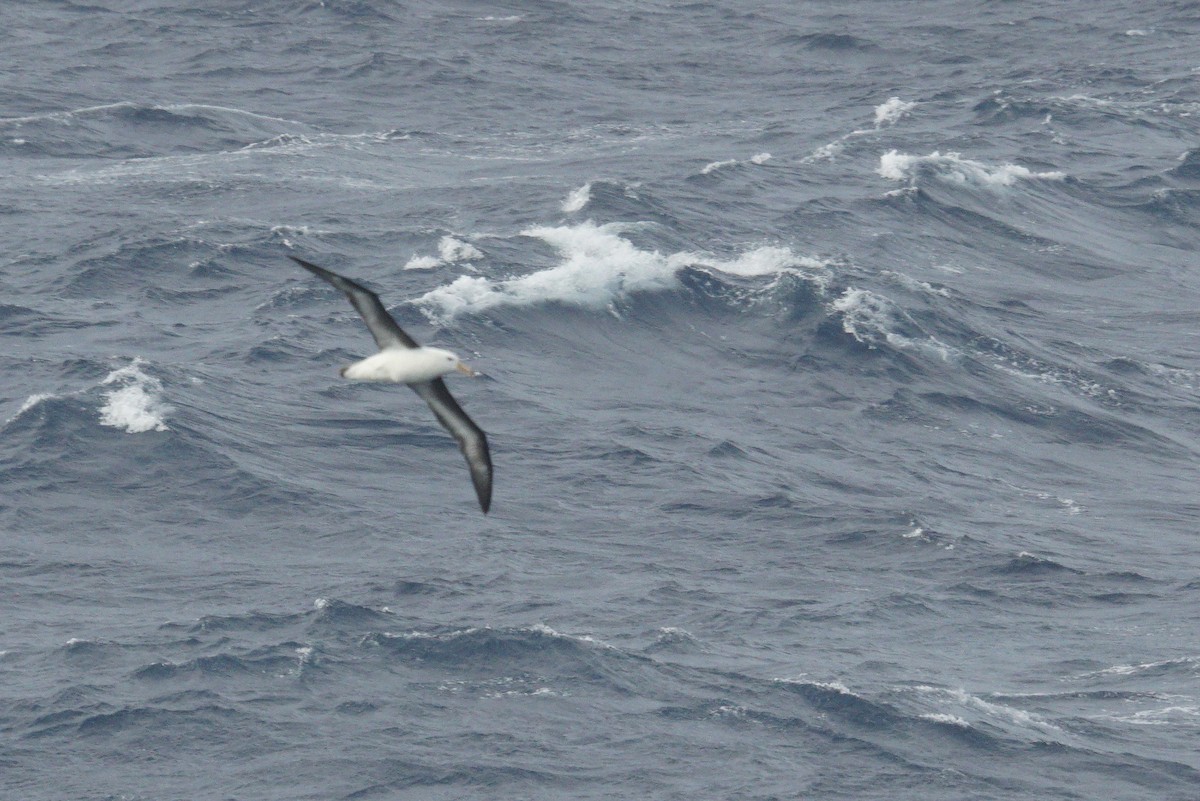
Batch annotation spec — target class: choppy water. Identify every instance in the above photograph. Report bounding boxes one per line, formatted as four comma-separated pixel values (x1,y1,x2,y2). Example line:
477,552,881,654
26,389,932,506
4,2,1200,799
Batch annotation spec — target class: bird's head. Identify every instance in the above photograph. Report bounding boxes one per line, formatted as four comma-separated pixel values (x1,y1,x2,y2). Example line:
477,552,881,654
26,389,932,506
430,347,478,377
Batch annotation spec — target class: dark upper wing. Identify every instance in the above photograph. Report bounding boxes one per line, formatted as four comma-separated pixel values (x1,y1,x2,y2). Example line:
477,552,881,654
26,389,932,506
410,378,493,514
289,255,419,350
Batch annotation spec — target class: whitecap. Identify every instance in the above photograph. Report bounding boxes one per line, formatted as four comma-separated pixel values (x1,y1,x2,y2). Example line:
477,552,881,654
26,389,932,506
701,153,771,174
402,254,442,271
403,235,483,270
803,141,845,163
803,97,915,162
878,150,1066,187
5,393,54,425
438,236,483,263
530,622,612,648
874,97,917,127
774,676,857,696
562,182,592,213
830,288,955,360
700,158,739,175
98,359,171,433
911,686,1061,734
416,222,825,319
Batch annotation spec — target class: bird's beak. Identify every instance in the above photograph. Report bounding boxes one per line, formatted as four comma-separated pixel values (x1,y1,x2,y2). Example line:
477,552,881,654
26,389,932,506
455,361,478,377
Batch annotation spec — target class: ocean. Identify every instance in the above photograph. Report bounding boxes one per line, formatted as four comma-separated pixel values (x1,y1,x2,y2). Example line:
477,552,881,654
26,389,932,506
3,1,1200,799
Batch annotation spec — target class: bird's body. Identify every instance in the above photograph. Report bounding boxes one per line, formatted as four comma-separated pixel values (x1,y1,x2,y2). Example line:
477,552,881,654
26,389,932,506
288,255,493,513
340,346,473,383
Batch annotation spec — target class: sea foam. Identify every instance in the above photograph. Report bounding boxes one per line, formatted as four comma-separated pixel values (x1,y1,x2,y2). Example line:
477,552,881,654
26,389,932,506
700,153,771,175
98,359,171,433
562,182,592,212
804,97,916,162
403,236,484,270
831,288,954,360
4,393,54,425
416,222,825,319
874,97,917,127
878,150,1066,187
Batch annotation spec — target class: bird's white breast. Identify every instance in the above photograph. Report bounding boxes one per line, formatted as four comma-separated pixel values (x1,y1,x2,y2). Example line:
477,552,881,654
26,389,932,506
341,347,458,384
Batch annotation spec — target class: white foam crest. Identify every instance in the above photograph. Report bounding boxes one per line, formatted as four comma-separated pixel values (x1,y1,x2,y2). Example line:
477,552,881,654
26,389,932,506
403,235,483,270
98,359,170,433
921,713,971,727
874,97,917,127
530,622,612,648
882,270,952,297
1093,656,1200,677
688,246,832,293
1118,704,1200,725
239,133,315,152
774,676,858,696
803,141,845,163
878,150,1066,187
701,153,772,174
440,236,483,263
830,288,954,360
562,182,592,212
419,222,681,316
416,222,824,319
701,158,739,175
913,686,1060,733
5,393,55,425
653,626,696,645
0,101,139,126
804,97,915,162
403,254,442,271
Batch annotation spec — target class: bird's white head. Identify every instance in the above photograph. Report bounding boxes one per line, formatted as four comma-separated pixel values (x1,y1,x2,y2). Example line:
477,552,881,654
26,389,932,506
427,347,478,378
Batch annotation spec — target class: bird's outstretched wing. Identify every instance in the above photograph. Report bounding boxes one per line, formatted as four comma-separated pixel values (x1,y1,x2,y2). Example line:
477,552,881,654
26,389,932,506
289,256,419,350
411,378,493,514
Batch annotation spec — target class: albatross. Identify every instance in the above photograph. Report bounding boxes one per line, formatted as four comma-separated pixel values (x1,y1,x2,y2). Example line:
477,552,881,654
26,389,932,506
289,255,492,514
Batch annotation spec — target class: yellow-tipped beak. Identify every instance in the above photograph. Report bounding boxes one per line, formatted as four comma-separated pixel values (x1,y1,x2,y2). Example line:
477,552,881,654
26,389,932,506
455,361,478,376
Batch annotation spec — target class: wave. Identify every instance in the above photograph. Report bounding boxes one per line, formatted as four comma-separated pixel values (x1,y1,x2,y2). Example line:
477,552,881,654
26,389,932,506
878,150,1066,188
829,287,955,360
1,101,310,160
562,182,592,212
803,96,917,163
2,358,169,435
698,152,771,176
402,235,484,271
415,221,829,319
98,359,171,433
898,685,1065,740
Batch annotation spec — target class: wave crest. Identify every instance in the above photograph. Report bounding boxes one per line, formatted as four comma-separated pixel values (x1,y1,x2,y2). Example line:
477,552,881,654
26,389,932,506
416,222,826,319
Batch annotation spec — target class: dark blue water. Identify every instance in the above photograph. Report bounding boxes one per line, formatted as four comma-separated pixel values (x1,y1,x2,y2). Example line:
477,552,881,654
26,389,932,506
4,2,1200,799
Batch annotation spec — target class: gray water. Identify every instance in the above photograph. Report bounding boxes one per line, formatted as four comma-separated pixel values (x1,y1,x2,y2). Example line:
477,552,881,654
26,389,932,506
3,2,1200,799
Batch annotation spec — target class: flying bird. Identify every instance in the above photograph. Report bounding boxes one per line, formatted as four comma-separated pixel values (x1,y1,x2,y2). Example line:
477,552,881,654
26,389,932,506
289,255,492,513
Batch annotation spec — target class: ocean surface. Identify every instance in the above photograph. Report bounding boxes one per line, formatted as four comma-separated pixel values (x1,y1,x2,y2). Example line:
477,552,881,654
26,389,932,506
3,2,1200,799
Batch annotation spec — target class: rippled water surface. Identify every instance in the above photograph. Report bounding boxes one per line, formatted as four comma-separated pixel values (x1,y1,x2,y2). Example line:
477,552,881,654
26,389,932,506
3,2,1200,799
